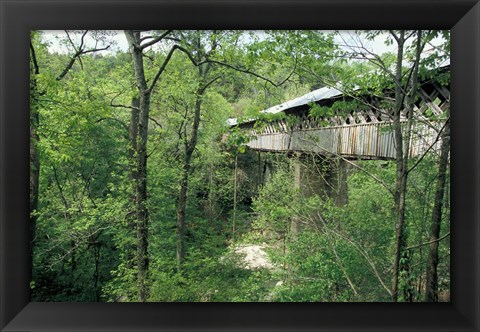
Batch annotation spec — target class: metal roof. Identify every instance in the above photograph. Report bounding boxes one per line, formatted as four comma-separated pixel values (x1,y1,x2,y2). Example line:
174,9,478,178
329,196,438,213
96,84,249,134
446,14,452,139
227,85,343,126
227,62,450,127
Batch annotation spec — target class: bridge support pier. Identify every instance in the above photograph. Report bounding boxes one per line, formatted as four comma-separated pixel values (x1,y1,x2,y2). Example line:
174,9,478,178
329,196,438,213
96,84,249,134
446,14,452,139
291,154,348,237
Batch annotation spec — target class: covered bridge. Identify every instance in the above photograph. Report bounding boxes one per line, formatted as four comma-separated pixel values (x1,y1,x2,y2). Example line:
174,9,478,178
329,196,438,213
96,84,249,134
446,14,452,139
228,65,450,160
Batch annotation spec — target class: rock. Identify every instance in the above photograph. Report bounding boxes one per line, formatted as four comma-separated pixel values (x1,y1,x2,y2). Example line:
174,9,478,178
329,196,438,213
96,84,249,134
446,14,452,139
233,244,273,270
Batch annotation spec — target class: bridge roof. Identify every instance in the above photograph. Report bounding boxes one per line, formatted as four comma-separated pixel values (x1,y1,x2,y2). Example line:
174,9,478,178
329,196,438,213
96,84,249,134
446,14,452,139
227,85,343,126
227,61,450,127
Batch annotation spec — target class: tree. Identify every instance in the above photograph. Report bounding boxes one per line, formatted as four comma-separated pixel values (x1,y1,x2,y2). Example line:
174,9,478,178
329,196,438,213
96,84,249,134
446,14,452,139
31,49,128,301
29,32,42,276
165,30,302,268
124,29,177,301
30,30,450,303
168,32,218,268
30,30,113,294
252,30,450,301
323,30,449,301
425,112,450,301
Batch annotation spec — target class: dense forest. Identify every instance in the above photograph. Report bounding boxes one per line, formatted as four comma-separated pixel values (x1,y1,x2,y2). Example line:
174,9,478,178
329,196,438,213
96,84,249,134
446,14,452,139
30,30,450,302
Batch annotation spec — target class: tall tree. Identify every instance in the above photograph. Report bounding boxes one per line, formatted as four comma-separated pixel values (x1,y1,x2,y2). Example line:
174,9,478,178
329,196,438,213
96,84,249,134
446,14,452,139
167,30,300,267
390,30,441,301
29,33,42,273
327,30,446,301
29,30,111,287
171,32,218,268
124,29,184,300
425,113,450,301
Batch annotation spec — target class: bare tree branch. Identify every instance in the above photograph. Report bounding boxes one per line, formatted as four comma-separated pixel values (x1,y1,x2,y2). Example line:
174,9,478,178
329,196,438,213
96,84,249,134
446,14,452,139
148,116,162,128
389,30,400,44
30,41,40,75
110,102,141,112
407,116,449,174
316,212,392,296
140,30,173,50
314,215,358,295
95,117,129,134
199,76,221,94
406,232,450,251
57,30,111,80
147,44,183,93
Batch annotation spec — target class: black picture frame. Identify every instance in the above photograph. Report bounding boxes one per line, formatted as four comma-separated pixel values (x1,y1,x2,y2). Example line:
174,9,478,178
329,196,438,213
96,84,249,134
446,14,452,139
1,0,479,331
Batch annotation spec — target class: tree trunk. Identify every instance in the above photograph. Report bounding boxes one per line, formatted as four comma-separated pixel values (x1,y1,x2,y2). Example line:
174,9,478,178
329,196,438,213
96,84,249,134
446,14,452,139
232,154,238,241
391,30,424,302
125,29,180,299
93,243,100,301
125,30,151,301
425,116,450,302
290,155,302,238
126,97,140,269
29,40,41,282
176,169,188,269
335,158,349,207
176,82,204,268
391,30,406,302
128,98,140,184
135,87,151,303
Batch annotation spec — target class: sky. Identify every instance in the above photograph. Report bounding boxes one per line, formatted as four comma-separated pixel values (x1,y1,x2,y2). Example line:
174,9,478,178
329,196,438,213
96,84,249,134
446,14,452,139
41,30,127,54
39,30,449,68
40,30,398,56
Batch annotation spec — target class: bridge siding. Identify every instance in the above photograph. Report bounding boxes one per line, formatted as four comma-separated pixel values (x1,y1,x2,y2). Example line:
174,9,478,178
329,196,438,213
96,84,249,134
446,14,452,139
238,76,449,160
247,121,440,160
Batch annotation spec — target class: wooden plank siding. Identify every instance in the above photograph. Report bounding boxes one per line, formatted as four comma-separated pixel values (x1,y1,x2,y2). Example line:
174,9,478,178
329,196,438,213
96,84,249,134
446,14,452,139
235,70,449,160
246,120,442,160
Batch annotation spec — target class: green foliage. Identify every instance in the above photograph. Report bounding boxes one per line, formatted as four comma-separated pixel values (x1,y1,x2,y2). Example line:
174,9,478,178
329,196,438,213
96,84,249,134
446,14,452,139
31,30,450,303
251,164,300,240
271,233,358,302
225,127,251,155
309,99,369,121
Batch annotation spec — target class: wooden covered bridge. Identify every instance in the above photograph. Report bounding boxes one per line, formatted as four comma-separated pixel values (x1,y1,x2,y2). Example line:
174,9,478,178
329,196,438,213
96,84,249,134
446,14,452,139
228,66,450,161
228,66,449,234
